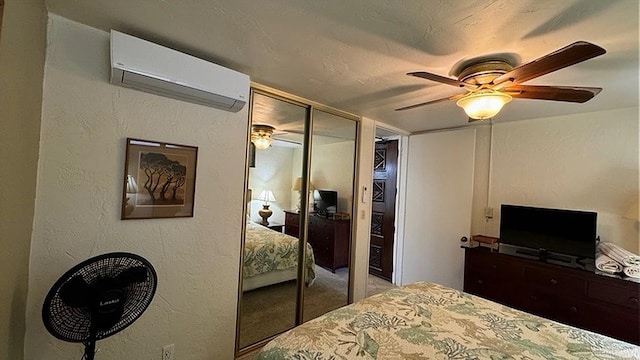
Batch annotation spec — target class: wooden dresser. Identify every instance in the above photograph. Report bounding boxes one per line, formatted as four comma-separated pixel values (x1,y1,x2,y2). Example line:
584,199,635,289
463,247,640,345
284,210,350,272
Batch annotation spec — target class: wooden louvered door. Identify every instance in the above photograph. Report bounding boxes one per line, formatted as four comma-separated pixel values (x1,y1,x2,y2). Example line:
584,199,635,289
368,140,398,281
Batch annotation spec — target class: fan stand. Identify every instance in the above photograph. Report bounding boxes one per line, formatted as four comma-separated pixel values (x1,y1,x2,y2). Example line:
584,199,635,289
83,326,97,360
42,252,158,360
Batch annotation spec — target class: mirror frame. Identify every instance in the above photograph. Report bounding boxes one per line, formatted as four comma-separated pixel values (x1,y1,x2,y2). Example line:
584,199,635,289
235,83,360,356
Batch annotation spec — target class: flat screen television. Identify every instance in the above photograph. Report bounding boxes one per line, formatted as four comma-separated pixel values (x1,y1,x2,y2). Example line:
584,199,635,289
313,190,337,218
498,204,597,269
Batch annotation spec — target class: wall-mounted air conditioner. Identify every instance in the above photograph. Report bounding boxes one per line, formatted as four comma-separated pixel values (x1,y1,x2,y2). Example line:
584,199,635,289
110,30,249,112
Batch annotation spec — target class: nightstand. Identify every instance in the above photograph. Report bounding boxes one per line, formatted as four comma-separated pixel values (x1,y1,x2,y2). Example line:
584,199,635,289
264,223,284,233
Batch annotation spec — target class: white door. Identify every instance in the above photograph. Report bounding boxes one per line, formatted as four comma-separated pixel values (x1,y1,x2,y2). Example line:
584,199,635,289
400,129,475,290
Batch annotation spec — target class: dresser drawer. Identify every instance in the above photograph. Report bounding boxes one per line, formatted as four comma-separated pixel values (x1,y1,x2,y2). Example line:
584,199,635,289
308,236,331,255
524,267,587,296
517,287,554,317
284,224,299,238
553,295,600,329
588,281,640,309
285,211,299,226
464,271,503,302
465,252,523,282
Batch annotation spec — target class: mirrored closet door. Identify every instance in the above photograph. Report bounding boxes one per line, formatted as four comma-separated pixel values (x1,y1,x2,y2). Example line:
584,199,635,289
303,109,356,322
236,87,359,352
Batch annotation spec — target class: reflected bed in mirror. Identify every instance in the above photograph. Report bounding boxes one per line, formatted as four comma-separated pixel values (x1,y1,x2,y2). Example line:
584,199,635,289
242,222,316,291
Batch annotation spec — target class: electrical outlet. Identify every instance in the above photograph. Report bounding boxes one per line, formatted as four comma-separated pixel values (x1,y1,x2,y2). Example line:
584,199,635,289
162,344,175,360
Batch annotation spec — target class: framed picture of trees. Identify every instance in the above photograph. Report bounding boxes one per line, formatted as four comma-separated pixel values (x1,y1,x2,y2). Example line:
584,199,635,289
121,138,198,220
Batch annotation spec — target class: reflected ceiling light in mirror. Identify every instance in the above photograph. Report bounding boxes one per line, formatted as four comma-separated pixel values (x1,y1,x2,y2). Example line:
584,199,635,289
251,124,275,150
456,90,512,120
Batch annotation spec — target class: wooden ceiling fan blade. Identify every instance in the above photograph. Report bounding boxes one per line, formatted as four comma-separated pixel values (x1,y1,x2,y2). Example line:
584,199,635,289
408,71,476,90
493,41,606,86
395,94,464,111
504,85,602,103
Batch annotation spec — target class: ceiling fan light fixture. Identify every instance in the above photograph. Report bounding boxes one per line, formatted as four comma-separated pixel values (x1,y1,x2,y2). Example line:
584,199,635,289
456,90,512,120
251,124,275,150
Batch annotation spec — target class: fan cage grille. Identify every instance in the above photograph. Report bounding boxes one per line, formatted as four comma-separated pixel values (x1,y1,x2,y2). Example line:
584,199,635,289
43,253,157,342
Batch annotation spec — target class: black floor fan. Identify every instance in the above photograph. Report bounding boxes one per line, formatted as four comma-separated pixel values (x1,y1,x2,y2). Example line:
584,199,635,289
42,252,158,360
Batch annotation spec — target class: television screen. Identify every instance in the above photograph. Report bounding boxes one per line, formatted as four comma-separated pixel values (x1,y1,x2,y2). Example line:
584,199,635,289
499,204,597,259
313,190,337,217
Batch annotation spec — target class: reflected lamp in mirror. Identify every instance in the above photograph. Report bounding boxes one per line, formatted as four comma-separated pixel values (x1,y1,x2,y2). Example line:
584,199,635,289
125,175,138,215
257,189,276,225
251,124,275,150
292,177,315,212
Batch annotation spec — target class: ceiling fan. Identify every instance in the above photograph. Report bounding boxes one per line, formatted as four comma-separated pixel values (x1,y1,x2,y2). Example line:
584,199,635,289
251,124,305,149
396,41,606,121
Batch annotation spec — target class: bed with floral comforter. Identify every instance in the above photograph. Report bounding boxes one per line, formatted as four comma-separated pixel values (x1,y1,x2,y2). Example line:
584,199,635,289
243,222,316,291
257,281,640,359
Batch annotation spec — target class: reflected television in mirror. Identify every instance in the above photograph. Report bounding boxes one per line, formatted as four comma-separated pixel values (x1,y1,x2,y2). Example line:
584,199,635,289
313,190,337,218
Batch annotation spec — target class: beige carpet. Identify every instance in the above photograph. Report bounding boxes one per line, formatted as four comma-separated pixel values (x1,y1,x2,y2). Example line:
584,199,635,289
238,266,395,350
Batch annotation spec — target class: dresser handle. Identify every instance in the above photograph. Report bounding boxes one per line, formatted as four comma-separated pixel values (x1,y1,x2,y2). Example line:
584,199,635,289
550,279,558,285
569,306,578,313
491,264,497,270
630,297,639,305
530,295,538,301
477,279,484,285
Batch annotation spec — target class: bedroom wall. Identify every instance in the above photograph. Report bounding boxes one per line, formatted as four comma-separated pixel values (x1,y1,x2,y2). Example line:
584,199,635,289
0,0,47,358
24,15,247,360
352,117,375,301
248,145,295,224
472,107,639,253
310,141,357,213
291,139,357,214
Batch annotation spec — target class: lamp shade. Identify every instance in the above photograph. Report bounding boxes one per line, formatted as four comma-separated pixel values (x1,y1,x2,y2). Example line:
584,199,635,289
456,90,512,120
292,177,315,191
257,189,276,203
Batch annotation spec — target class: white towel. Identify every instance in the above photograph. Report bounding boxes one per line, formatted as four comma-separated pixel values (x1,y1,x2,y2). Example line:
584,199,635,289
595,253,623,274
598,242,640,267
623,265,640,279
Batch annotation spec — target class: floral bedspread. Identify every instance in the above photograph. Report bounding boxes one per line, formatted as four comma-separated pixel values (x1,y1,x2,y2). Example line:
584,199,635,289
257,281,640,359
244,222,316,285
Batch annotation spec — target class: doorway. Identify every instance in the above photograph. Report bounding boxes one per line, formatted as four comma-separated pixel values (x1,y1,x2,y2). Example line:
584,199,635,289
369,139,397,281
366,126,407,296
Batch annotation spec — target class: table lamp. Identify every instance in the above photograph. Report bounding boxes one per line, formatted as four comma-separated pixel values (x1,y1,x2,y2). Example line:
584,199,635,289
257,189,276,225
292,177,315,212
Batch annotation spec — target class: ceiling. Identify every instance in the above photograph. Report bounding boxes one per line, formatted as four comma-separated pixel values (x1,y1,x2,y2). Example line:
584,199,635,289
46,0,639,133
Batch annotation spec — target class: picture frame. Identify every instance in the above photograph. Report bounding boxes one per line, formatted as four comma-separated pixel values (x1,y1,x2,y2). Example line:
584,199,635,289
121,138,198,220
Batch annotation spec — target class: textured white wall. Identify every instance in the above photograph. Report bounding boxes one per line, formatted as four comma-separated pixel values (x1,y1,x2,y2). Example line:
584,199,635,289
24,15,247,360
479,108,639,253
402,129,476,290
0,1,47,359
352,118,375,301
